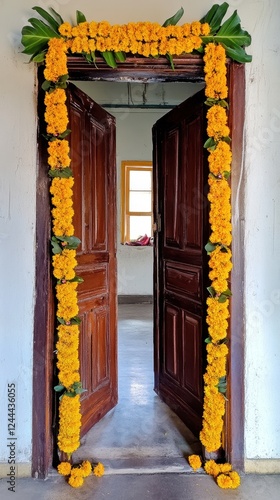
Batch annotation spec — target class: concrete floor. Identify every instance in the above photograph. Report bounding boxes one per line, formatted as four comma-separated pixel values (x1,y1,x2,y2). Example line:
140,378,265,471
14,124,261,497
1,304,280,499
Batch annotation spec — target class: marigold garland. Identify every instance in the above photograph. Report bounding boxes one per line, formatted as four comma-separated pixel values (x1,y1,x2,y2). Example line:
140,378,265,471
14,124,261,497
28,5,250,490
199,42,233,461
58,20,210,57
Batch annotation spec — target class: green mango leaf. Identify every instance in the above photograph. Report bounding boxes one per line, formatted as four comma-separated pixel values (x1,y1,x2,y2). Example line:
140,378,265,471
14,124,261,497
101,51,117,68
27,17,58,36
64,391,76,398
162,7,184,27
21,24,58,55
54,384,65,392
218,295,228,303
69,276,84,283
218,288,232,303
114,51,126,62
200,2,229,33
201,9,252,63
222,43,252,63
32,6,60,32
76,10,87,24
166,53,175,70
218,10,249,42
205,241,217,254
204,137,216,149
31,51,46,63
75,386,87,394
223,171,231,180
205,337,212,344
84,52,93,63
222,136,231,144
55,235,81,249
48,167,73,178
71,316,82,325
217,376,227,394
49,7,64,26
207,286,216,298
58,129,71,139
51,238,62,254
41,79,51,91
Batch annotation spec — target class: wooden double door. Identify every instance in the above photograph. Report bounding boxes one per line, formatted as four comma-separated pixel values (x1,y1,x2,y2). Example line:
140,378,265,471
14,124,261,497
67,83,208,438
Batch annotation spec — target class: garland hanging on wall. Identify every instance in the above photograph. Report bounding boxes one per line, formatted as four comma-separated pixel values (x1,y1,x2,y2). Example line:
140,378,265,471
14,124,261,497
21,2,251,489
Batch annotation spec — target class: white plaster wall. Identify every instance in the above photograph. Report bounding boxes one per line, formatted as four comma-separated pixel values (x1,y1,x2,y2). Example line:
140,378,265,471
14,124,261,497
1,0,280,473
242,0,280,461
0,0,37,471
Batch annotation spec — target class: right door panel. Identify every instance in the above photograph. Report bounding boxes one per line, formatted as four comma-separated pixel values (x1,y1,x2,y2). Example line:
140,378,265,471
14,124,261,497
153,90,209,436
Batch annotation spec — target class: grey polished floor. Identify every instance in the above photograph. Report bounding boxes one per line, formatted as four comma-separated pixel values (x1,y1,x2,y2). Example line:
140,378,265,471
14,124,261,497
73,303,201,473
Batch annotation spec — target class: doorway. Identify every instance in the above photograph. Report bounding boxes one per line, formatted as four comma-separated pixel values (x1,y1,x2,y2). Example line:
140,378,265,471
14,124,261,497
69,80,205,470
33,56,245,478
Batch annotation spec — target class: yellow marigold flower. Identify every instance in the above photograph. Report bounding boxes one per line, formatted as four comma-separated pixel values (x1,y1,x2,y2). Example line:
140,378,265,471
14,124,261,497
97,21,111,37
68,475,84,488
89,21,98,38
204,459,220,477
44,89,68,136
207,105,230,140
188,455,202,470
56,281,79,321
44,38,68,83
81,461,92,477
201,23,210,36
59,22,73,38
216,472,235,489
190,21,202,36
208,141,232,176
52,249,77,280
58,394,81,454
50,176,74,198
228,470,241,488
204,43,228,99
181,23,191,37
219,463,232,474
70,467,84,478
48,139,71,169
57,461,72,476
93,462,105,477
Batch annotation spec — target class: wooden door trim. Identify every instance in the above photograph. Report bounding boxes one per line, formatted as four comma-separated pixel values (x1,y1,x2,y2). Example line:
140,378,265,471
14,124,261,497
33,56,245,477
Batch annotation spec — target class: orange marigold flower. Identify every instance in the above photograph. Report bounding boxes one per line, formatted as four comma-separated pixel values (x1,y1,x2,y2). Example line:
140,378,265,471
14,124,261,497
204,459,220,477
59,22,73,38
57,461,72,476
93,462,105,477
207,105,230,140
68,475,84,488
208,141,232,176
47,139,71,169
188,454,202,470
44,38,68,83
52,249,77,280
81,461,92,477
58,394,81,454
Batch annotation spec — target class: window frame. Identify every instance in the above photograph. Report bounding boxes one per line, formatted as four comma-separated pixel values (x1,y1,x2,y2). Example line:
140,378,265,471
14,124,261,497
121,160,153,243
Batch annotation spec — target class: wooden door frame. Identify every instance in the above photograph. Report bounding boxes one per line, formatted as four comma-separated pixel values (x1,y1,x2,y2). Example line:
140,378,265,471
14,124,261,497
32,55,245,478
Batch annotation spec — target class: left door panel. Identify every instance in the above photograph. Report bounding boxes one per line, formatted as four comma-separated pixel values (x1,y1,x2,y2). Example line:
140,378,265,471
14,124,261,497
67,83,117,436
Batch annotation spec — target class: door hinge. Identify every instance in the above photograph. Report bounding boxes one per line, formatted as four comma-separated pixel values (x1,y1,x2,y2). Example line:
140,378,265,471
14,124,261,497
153,213,162,233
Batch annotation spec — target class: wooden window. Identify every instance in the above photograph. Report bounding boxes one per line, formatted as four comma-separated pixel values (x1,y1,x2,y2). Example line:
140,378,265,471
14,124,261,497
121,161,153,243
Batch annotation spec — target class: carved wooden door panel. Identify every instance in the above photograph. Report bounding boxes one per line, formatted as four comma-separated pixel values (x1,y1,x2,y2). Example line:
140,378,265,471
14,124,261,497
67,83,117,436
153,90,208,436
